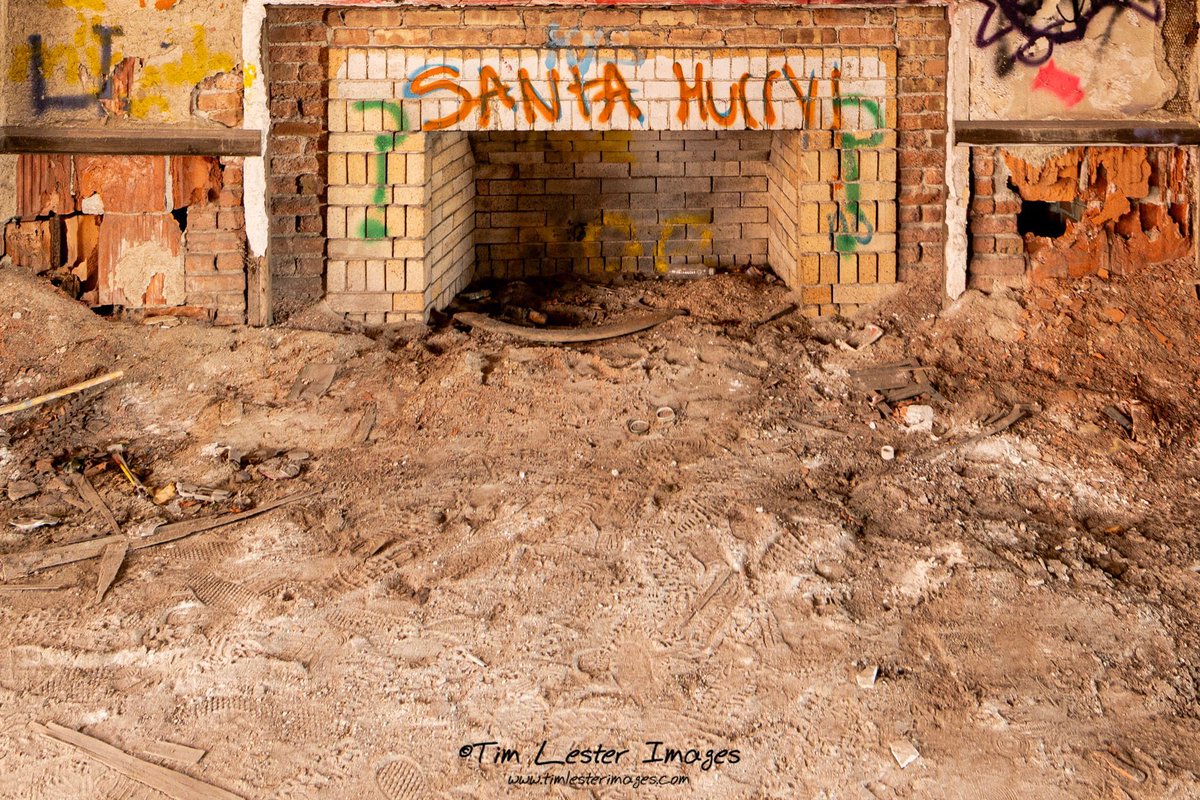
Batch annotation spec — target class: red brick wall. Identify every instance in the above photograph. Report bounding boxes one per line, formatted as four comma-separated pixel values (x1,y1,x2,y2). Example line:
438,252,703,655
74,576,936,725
966,147,1025,290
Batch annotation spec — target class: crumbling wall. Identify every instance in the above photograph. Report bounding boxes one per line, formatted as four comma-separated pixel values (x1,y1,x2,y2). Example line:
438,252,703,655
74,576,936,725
963,0,1194,119
4,0,241,125
967,145,1194,290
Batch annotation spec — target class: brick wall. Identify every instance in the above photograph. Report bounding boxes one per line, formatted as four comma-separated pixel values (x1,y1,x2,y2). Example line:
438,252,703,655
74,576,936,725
12,154,247,324
472,130,769,279
966,147,1025,291
267,5,949,321
426,133,476,310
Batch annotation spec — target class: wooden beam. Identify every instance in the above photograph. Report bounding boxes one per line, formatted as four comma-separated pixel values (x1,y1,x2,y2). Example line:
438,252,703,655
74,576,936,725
0,126,263,156
954,120,1200,147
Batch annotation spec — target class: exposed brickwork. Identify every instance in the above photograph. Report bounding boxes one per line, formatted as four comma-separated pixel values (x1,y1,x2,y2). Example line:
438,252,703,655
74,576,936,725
966,147,1025,291
266,7,330,307
472,131,769,279
192,70,245,128
269,4,948,320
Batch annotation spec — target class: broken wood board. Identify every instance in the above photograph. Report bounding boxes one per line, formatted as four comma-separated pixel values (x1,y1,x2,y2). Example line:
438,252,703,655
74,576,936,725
455,309,682,344
142,740,206,766
925,403,1040,461
0,370,123,417
69,472,121,536
94,540,127,604
0,490,318,581
35,722,242,800
288,364,337,401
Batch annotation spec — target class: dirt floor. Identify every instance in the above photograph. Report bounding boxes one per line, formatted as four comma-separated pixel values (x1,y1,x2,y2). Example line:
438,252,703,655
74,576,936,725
0,256,1198,799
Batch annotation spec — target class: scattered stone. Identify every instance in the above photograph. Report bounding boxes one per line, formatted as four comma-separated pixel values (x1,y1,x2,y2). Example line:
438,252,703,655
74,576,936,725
889,739,920,769
881,446,895,461
857,665,879,689
7,480,38,501
152,483,176,505
258,459,301,480
902,404,934,434
9,514,60,532
176,483,233,502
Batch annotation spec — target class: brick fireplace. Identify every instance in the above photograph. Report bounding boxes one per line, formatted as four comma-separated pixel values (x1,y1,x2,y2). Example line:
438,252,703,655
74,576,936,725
266,6,949,323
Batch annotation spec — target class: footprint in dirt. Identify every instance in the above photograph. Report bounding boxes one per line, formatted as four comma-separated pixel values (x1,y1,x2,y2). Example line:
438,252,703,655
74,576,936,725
373,756,427,800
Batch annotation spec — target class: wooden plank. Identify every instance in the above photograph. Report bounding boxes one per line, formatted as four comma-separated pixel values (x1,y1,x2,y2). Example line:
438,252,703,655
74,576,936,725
132,489,321,551
69,473,121,536
0,534,123,581
142,740,206,766
0,126,263,157
954,120,1200,147
94,540,128,604
455,309,682,343
35,722,243,800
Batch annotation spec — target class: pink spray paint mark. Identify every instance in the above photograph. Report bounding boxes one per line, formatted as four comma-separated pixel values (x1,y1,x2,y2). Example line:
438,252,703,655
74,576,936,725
1032,60,1085,107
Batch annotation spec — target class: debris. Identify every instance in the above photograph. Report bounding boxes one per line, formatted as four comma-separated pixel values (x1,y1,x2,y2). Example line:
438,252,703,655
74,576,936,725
1103,405,1134,438
889,739,920,769
527,310,548,326
68,472,121,536
880,446,895,461
8,514,60,532
926,404,1040,460
1089,750,1148,784
94,540,127,604
0,581,68,593
152,483,177,505
460,288,491,301
34,721,243,800
0,370,124,418
7,480,38,501
1,491,318,580
111,452,148,495
137,489,320,550
1101,307,1127,324
288,363,337,402
901,404,934,434
752,302,799,328
257,459,301,480
852,360,942,415
286,449,311,462
352,404,376,444
856,665,879,689
837,324,885,351
454,309,682,344
627,419,650,435
142,740,206,766
655,406,676,423
175,484,232,503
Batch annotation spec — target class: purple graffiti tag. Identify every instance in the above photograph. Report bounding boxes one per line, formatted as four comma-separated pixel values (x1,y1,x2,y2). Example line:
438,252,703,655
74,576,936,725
975,0,1162,68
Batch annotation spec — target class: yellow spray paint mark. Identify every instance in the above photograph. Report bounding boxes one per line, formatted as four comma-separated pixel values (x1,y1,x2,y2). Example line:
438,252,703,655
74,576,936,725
131,24,235,118
243,63,257,89
8,12,116,87
654,212,711,273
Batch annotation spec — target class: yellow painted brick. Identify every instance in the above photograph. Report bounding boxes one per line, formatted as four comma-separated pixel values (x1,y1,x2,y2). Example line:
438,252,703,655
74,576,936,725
328,153,348,186
876,202,896,234
347,207,366,238
327,206,347,239
797,234,830,252
406,205,427,236
345,260,367,292
856,183,895,202
387,153,407,185
858,253,878,283
819,254,838,284
858,150,879,181
819,151,839,182
407,153,426,185
386,205,406,238
877,252,897,283
879,150,897,182
328,101,347,133
393,239,423,258
832,283,889,305
326,260,347,292
799,203,820,234
330,238,392,260
801,285,832,305
366,260,386,293
798,151,820,182
329,133,382,152
385,260,405,292
406,259,426,290
327,292,393,314
838,254,858,283
392,292,425,313
393,186,427,206
392,133,426,153
799,183,832,202
360,101,383,132
817,203,835,233
365,206,386,236
800,254,820,284
328,186,379,206
348,154,369,186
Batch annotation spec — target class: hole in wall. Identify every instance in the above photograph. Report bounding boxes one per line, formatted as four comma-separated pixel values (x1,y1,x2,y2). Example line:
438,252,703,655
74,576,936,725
1017,200,1069,239
170,206,188,233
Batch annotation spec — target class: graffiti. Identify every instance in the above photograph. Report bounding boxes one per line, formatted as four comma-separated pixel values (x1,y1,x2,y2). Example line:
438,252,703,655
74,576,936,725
12,13,234,119
353,100,411,239
393,55,884,134
578,211,714,274
828,67,885,254
544,24,645,75
28,23,122,114
1031,59,1085,106
975,0,1163,69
